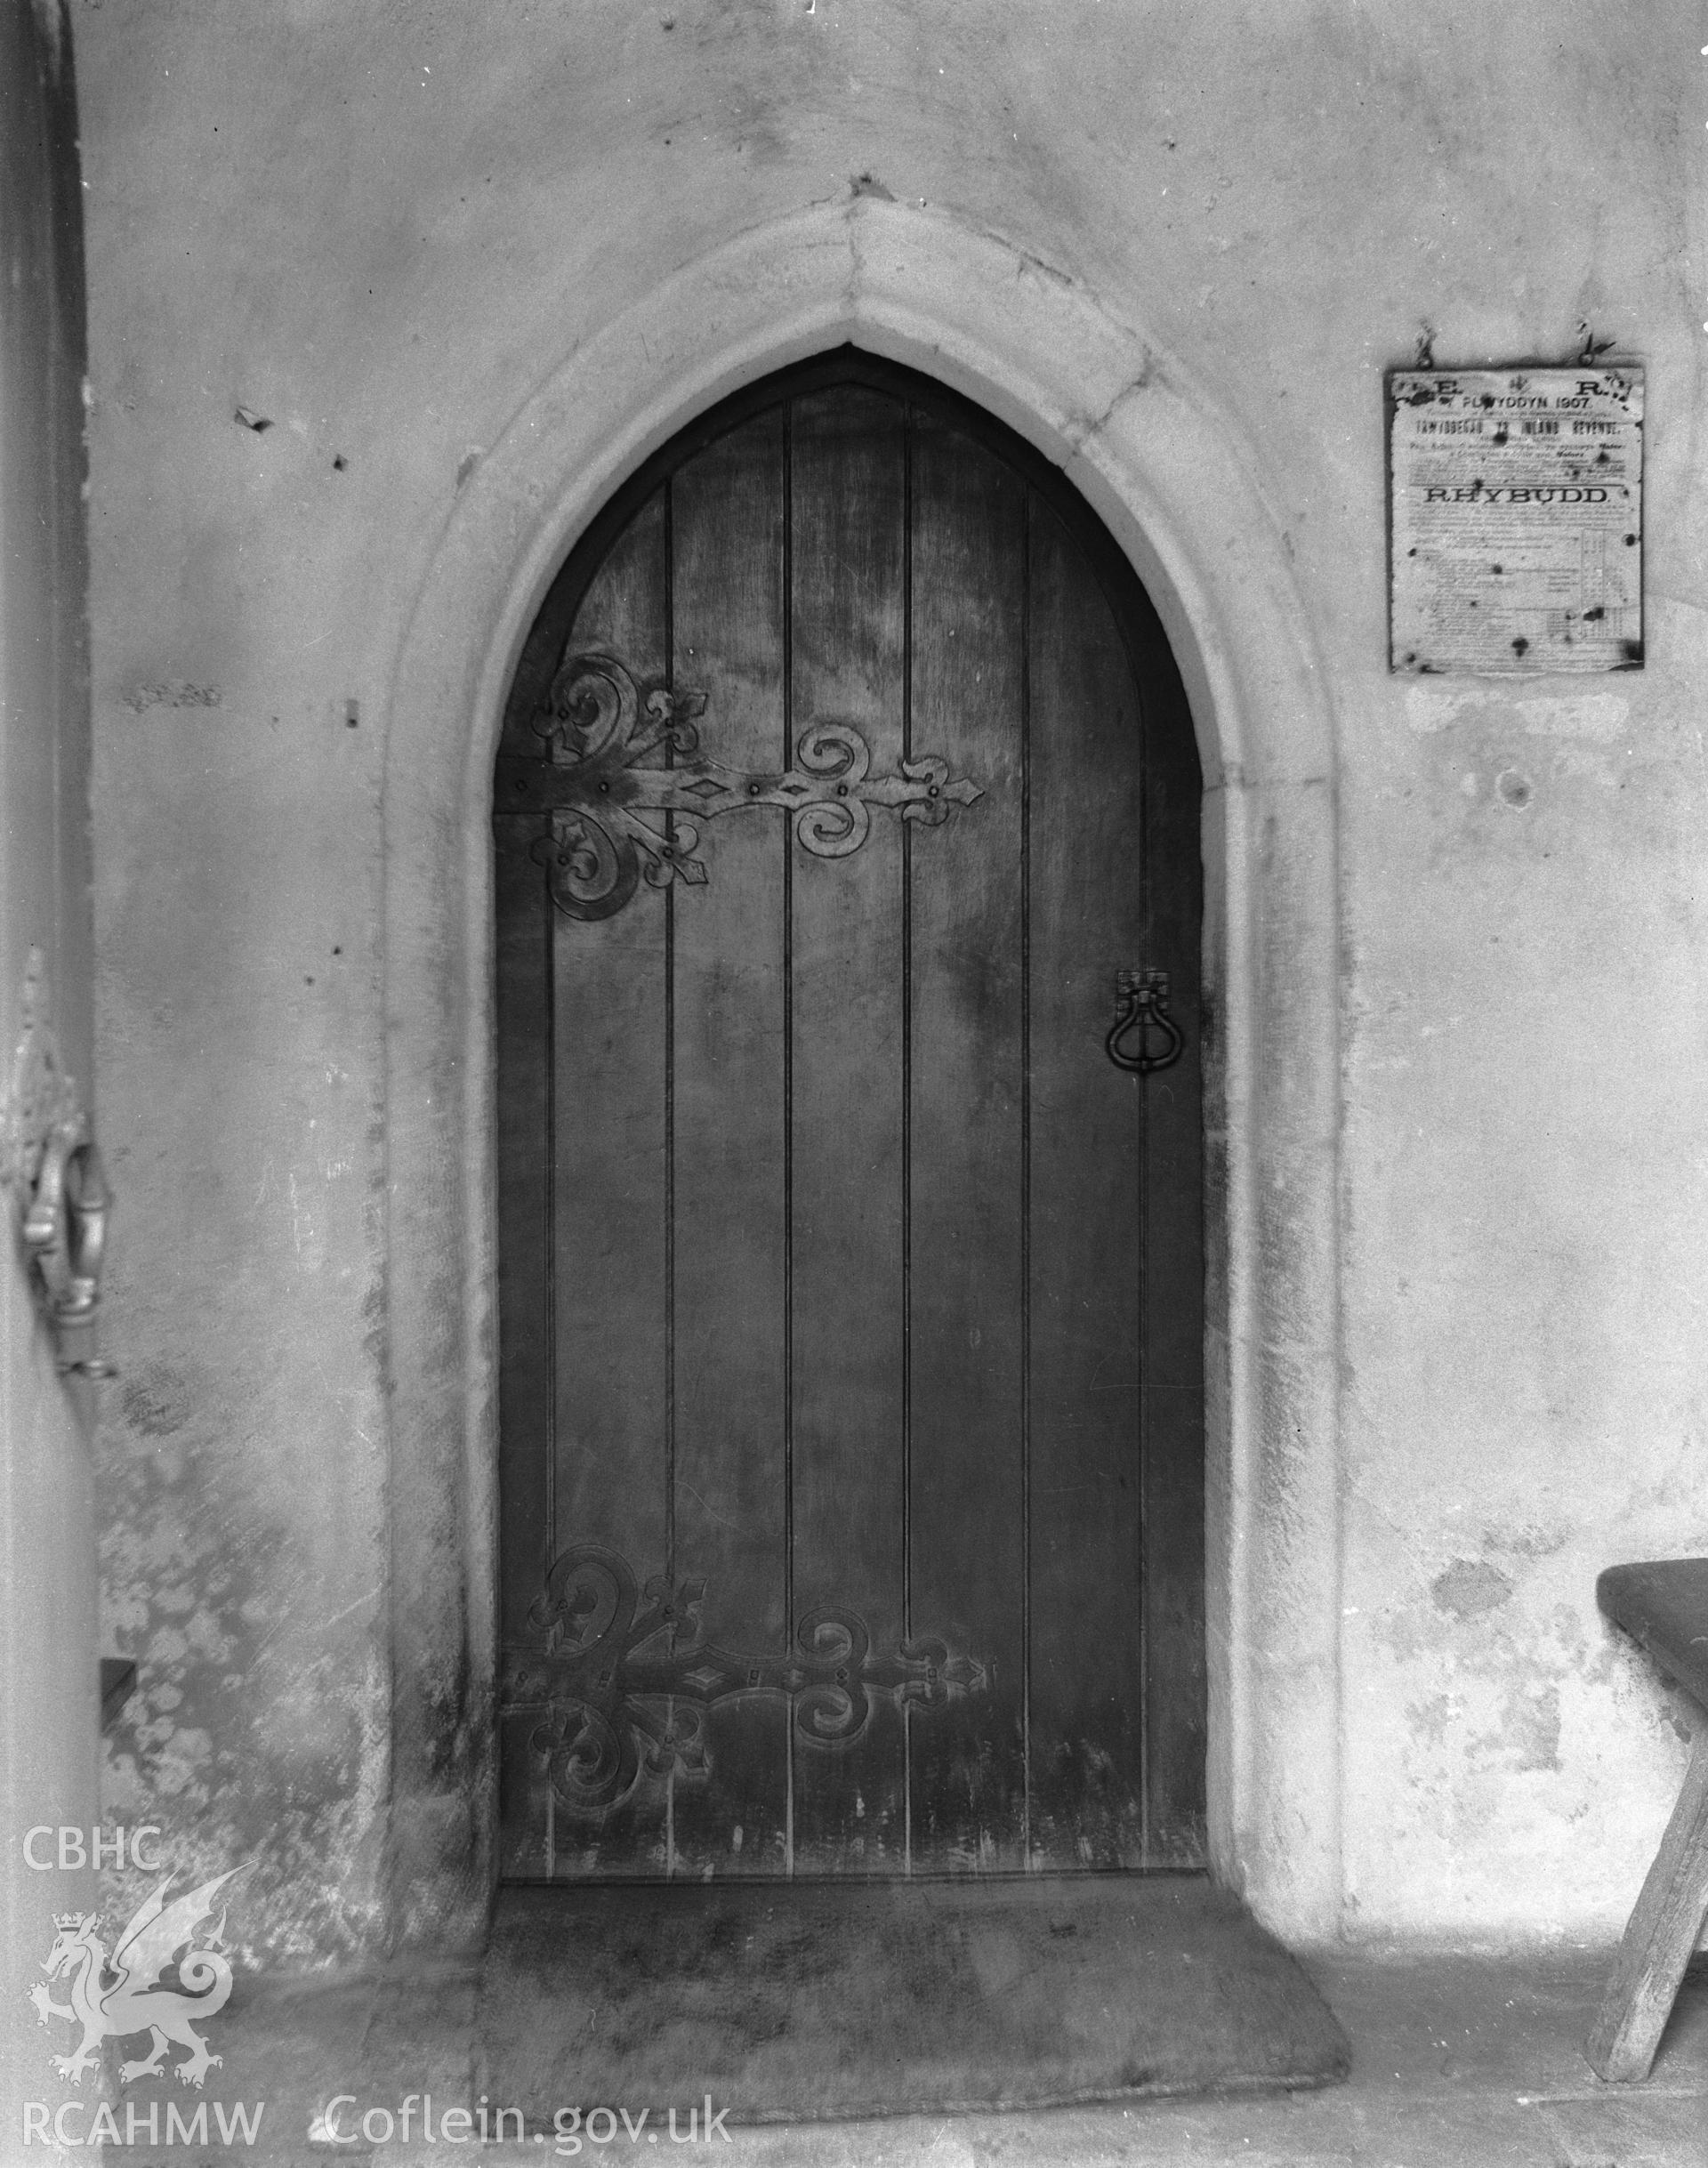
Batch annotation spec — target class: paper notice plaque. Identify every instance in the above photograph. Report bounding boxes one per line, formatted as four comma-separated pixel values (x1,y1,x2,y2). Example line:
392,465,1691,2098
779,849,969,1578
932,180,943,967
1389,367,1642,673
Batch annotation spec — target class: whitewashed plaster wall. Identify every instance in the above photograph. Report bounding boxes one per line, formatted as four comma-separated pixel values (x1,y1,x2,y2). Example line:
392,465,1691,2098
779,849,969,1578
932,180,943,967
77,0,1707,1964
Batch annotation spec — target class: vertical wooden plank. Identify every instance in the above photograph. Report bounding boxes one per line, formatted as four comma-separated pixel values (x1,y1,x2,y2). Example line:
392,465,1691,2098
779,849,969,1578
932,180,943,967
667,413,793,1878
789,388,909,1874
491,804,550,1543
1026,500,1149,1869
494,808,554,1876
1137,617,1207,1866
905,415,1028,1872
547,496,672,1875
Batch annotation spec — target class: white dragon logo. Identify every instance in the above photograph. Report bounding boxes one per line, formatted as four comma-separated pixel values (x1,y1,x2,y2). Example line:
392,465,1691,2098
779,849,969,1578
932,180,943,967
28,1871,238,2090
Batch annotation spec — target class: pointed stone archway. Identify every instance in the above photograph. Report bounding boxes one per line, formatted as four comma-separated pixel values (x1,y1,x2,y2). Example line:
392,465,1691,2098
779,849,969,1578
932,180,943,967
377,196,1343,1954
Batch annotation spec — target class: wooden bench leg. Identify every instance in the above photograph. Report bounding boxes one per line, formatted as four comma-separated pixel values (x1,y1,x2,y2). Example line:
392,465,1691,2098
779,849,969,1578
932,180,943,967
1586,1730,1708,2082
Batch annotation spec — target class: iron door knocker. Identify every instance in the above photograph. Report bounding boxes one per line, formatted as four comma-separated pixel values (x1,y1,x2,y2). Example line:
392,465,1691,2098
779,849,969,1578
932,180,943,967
1106,969,1184,1076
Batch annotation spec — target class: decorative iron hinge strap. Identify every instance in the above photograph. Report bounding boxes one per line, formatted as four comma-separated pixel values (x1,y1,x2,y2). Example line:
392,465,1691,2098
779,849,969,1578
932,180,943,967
500,1543,988,1818
493,651,983,921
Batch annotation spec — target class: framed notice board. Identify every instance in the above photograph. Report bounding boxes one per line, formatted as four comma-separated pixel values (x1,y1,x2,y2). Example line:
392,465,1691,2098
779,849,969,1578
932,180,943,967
1388,367,1643,673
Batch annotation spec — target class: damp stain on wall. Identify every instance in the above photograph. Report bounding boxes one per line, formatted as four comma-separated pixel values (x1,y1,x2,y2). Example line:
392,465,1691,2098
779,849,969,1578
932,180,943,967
1430,1559,1514,1622
98,1354,390,1966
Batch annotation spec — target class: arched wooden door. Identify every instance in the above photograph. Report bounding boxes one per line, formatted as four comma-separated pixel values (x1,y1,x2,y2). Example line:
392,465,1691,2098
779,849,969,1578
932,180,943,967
494,354,1204,1881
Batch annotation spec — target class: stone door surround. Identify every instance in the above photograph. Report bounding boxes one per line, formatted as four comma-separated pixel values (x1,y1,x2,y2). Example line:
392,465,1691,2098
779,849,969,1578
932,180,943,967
379,196,1342,1954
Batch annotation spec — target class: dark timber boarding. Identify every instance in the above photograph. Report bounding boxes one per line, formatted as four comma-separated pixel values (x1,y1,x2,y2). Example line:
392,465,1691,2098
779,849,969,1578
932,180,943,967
494,352,1205,1879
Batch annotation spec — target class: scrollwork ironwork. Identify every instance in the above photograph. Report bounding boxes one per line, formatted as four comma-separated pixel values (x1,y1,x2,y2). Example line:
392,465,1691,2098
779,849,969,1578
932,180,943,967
493,653,984,920
500,1543,988,1818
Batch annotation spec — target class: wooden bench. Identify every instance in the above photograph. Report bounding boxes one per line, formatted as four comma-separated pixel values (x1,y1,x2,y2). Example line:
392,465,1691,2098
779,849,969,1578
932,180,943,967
1586,1559,1708,2081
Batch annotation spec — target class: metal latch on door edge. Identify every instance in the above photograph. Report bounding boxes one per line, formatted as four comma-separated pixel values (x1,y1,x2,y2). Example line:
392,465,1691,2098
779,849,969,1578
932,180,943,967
0,948,115,1380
